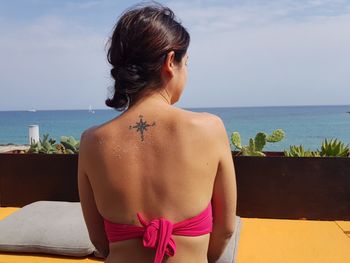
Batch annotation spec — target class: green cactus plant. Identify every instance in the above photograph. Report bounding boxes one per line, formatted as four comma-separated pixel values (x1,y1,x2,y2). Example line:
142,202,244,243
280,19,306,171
231,129,285,156
27,133,58,154
319,138,350,157
266,129,285,142
60,136,80,154
254,132,267,151
26,133,80,154
284,145,320,157
231,132,242,150
284,138,349,157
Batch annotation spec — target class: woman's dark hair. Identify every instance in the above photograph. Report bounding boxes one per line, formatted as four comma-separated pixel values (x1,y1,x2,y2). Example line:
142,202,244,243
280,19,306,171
105,2,190,111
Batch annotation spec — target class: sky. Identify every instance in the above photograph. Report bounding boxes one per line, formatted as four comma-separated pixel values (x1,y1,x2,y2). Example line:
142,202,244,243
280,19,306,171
0,0,349,111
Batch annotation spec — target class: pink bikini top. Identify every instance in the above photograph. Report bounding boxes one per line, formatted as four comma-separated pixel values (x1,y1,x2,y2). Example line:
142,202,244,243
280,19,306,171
103,202,213,263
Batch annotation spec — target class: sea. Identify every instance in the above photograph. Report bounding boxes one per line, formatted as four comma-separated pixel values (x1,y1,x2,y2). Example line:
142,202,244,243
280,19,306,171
0,105,349,151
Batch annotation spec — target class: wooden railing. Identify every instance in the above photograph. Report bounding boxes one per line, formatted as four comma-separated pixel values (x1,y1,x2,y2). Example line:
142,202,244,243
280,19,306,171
1,152,349,220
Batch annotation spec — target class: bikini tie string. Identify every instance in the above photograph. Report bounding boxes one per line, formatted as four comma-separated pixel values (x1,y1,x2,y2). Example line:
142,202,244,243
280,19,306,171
137,214,176,263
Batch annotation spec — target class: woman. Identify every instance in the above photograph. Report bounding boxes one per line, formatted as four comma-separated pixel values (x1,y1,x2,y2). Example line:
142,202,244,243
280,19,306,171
78,3,237,263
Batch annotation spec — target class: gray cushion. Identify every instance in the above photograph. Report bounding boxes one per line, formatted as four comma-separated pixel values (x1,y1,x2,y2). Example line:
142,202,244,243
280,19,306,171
217,216,242,263
0,201,95,257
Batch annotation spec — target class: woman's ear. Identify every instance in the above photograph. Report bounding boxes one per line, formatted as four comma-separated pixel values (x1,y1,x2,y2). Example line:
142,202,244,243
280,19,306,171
163,51,175,78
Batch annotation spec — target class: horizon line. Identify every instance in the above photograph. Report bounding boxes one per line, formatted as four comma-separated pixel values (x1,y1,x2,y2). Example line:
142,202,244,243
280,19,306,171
1,103,350,112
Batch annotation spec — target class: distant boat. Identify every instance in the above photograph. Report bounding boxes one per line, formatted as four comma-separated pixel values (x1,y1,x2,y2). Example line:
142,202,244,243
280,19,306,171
88,105,95,114
27,109,36,112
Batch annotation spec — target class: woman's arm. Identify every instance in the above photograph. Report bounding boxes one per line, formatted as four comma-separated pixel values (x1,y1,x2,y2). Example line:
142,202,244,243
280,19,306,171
207,116,237,262
78,130,110,258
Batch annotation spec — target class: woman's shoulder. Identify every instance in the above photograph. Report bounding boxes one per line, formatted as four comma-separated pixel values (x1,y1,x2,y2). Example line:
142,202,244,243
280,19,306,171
174,108,225,136
79,125,99,150
175,108,224,126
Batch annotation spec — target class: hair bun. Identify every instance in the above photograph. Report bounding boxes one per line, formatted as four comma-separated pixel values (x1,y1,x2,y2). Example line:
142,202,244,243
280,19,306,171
105,3,190,111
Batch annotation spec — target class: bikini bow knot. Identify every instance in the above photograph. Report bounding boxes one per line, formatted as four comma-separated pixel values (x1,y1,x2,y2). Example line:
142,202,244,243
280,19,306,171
137,215,176,263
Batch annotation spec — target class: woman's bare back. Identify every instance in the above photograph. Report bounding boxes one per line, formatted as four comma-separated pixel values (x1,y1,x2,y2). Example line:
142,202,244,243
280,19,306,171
83,104,221,262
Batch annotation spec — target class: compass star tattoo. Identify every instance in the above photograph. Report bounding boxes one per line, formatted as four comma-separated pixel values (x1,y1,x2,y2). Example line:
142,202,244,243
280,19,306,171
129,115,156,141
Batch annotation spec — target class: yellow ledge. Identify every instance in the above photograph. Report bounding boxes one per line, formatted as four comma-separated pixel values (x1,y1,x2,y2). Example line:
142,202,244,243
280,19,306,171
236,218,350,263
1,208,350,263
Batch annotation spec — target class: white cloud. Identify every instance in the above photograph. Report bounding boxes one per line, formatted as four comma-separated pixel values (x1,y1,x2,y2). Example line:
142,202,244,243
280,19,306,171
0,15,111,110
167,0,350,32
166,0,350,107
64,0,103,10
0,0,350,110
